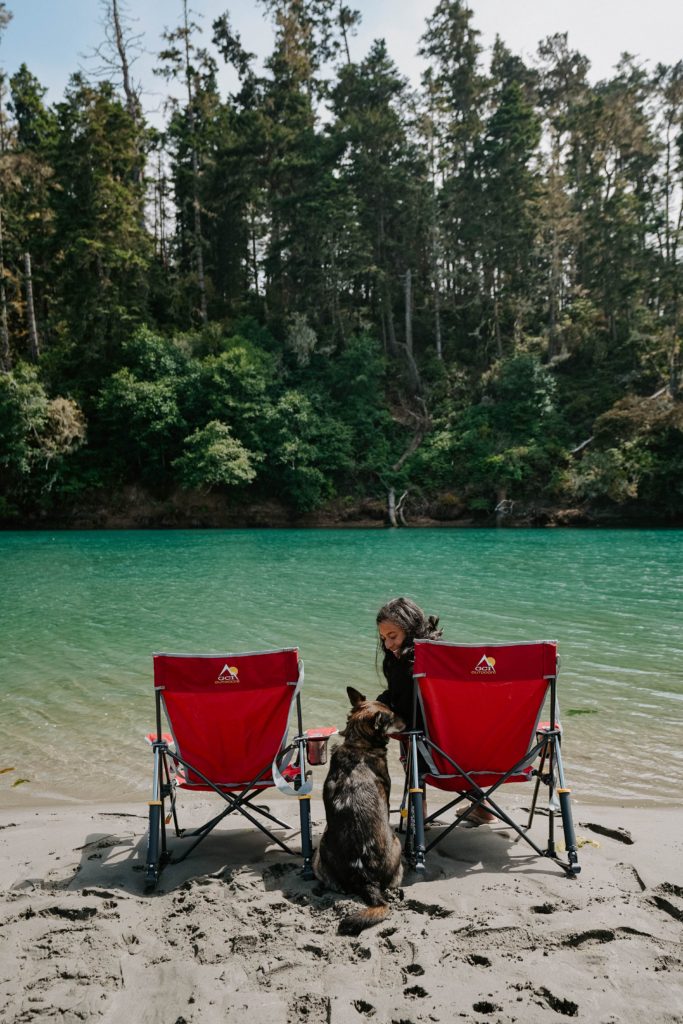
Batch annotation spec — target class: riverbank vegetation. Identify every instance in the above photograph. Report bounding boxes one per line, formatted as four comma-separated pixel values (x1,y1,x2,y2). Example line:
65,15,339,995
1,1,682,527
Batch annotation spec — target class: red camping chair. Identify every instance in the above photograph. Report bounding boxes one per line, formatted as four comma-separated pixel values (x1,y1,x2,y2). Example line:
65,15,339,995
144,648,333,891
399,640,580,878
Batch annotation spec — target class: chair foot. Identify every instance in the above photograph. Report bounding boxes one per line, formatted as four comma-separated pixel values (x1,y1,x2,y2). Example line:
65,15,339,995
144,861,164,892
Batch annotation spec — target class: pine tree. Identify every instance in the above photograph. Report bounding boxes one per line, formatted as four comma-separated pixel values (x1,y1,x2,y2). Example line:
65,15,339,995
49,75,151,382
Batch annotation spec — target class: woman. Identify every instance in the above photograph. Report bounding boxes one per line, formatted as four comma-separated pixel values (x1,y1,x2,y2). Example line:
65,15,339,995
375,596,494,825
375,596,442,729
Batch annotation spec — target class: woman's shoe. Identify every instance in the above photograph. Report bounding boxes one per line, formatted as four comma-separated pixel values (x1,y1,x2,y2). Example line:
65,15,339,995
465,803,496,826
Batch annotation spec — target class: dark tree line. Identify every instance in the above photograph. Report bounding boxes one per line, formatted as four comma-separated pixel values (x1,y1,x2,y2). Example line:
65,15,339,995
1,0,681,525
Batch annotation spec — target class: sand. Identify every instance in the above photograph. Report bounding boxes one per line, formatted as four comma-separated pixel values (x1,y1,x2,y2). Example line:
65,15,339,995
1,790,682,1024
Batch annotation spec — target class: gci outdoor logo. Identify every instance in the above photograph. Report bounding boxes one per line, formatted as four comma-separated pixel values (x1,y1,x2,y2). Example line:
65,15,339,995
472,654,496,674
216,664,240,684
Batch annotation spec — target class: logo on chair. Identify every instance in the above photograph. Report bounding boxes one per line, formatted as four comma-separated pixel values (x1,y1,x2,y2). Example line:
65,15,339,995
216,664,240,683
472,654,496,674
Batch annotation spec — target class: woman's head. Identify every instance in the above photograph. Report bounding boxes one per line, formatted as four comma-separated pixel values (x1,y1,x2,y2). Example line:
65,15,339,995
376,596,441,658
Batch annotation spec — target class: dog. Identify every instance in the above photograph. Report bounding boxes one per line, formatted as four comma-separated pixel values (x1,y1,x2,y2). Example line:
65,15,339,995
312,686,405,935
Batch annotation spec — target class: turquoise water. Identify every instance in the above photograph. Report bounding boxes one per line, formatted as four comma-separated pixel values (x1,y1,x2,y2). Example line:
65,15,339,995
1,528,681,807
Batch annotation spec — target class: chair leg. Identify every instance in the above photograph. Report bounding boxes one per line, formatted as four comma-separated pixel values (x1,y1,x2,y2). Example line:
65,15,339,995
145,745,169,892
546,736,580,877
409,786,426,872
405,735,426,872
558,788,581,876
299,795,314,880
145,802,164,892
526,745,547,831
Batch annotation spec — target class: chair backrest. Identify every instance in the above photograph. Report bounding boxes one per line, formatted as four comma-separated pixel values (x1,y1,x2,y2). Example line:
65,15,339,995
413,640,557,779
153,648,301,786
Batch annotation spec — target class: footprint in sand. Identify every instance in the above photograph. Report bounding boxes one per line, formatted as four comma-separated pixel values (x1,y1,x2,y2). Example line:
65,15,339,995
562,928,616,947
536,987,579,1017
579,821,633,845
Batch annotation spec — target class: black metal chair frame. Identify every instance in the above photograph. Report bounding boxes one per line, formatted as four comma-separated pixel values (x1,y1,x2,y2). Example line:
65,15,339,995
399,666,580,879
145,686,314,892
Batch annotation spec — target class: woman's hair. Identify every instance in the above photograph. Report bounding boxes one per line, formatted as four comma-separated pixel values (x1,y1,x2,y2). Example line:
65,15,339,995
376,596,442,660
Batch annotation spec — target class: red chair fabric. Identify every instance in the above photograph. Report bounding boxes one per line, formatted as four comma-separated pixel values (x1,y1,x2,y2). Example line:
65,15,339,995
153,649,300,791
414,640,557,792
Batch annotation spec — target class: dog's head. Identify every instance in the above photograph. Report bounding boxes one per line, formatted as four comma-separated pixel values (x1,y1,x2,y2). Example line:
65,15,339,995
340,686,406,744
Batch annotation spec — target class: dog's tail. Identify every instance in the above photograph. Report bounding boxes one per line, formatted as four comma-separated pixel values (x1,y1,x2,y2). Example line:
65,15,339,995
338,889,390,936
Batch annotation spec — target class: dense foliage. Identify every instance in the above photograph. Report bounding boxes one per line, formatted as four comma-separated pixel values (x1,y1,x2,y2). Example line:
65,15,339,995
1,0,681,526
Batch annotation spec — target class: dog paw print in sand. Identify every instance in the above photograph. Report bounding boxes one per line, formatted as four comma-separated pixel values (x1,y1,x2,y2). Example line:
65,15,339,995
352,998,376,1016
472,999,502,1015
511,982,579,1018
404,983,428,999
402,898,453,919
466,953,492,967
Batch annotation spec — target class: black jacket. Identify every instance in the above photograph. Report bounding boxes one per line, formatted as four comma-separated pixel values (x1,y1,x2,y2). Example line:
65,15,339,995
376,647,422,730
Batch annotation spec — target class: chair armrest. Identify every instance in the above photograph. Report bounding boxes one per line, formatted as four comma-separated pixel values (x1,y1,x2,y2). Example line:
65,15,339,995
145,732,174,746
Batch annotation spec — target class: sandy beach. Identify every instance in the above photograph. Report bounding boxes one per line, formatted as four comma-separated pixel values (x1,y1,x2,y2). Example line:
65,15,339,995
1,786,681,1024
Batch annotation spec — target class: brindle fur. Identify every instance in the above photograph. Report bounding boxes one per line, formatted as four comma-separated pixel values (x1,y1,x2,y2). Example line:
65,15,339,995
313,686,405,936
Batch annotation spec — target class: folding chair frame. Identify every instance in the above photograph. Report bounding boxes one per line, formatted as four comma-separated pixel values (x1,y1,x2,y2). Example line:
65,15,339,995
144,682,314,892
399,651,580,879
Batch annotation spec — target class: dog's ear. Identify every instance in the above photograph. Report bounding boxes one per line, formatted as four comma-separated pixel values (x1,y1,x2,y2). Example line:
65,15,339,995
347,686,366,708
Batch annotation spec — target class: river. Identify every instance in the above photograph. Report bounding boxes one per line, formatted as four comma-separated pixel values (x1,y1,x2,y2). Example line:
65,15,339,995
1,528,681,807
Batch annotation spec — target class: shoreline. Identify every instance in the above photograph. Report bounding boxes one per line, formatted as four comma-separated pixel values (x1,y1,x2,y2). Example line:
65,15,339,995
3,786,682,814
3,489,682,531
4,517,683,532
1,796,681,1022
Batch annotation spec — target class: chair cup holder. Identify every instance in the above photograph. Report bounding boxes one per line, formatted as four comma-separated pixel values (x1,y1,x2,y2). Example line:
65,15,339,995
306,739,328,766
304,727,338,766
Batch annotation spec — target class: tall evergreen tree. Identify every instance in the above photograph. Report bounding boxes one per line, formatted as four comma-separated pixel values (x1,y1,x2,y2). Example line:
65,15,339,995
49,75,150,383
157,2,217,324
330,40,429,366
458,42,541,361
535,34,590,360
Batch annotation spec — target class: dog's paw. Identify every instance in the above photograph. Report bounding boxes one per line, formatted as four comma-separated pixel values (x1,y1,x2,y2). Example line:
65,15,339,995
338,917,363,937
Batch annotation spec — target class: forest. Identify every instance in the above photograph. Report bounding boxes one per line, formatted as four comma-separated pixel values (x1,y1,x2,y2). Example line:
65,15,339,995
0,0,682,528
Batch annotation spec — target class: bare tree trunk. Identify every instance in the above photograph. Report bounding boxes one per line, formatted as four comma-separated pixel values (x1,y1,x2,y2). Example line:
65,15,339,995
190,144,208,323
434,272,443,361
670,339,680,400
338,0,352,65
183,0,207,324
383,277,398,356
495,488,509,527
493,295,502,359
0,205,10,371
250,205,259,299
395,489,409,526
399,269,422,395
153,150,163,264
404,268,413,357
24,251,40,362
548,224,561,359
105,0,145,231
429,220,443,360
387,487,397,528
110,0,138,123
